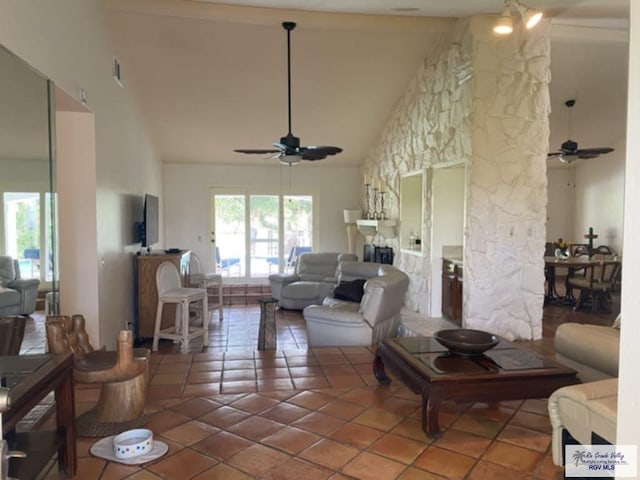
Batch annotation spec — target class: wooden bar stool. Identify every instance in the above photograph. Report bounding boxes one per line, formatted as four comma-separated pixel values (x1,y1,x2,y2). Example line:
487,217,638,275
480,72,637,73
152,261,208,353
188,252,223,320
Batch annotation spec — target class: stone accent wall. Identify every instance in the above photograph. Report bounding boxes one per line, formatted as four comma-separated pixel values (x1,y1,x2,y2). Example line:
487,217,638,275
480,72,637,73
362,19,473,314
363,17,550,340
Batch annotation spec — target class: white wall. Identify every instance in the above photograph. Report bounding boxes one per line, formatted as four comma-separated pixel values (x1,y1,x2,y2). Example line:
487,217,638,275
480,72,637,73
545,167,575,244
56,110,100,343
163,163,362,271
0,1,162,347
617,0,640,451
573,138,626,253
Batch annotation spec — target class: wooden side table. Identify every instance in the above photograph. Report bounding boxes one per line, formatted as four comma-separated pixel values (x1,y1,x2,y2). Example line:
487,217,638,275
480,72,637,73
1,353,76,478
257,298,278,350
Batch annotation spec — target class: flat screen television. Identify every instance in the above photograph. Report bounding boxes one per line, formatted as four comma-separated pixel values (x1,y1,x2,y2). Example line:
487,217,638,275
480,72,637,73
140,194,159,248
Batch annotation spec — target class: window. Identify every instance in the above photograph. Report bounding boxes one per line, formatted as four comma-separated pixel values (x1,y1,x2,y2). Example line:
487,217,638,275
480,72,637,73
3,191,56,282
210,188,313,278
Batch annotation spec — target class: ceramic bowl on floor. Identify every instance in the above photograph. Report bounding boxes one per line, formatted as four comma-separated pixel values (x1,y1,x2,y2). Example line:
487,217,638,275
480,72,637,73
113,428,153,459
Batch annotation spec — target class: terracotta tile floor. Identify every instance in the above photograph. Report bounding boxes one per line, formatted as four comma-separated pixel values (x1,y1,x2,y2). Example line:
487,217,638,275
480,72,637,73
19,290,618,480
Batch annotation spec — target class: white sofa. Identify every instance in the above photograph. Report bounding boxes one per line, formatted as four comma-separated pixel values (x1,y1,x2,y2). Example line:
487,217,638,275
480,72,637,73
548,316,620,467
303,261,409,347
268,252,357,310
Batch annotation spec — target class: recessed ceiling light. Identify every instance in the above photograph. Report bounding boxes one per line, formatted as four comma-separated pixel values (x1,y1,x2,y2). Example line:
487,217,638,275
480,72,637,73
391,7,420,12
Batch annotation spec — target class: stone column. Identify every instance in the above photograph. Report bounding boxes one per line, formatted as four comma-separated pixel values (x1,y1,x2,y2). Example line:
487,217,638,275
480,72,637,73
464,17,550,340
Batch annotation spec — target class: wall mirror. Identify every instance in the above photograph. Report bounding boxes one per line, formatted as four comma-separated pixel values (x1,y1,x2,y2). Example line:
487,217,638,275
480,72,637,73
400,170,425,255
0,43,58,298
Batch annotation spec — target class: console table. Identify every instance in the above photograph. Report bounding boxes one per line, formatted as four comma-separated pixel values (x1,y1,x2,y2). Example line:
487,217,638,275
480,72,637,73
1,353,76,478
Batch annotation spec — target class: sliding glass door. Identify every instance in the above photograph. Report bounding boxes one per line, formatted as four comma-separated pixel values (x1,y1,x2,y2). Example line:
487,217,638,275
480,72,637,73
210,188,313,278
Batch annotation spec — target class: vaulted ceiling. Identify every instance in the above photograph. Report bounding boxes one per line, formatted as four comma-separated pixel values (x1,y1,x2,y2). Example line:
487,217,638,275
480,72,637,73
103,0,629,167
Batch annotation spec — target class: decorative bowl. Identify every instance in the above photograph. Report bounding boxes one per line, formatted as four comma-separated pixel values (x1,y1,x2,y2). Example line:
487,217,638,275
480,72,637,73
113,428,153,459
434,329,499,356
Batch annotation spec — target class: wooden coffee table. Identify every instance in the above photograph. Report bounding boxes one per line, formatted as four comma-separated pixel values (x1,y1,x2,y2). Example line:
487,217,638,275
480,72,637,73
374,336,578,437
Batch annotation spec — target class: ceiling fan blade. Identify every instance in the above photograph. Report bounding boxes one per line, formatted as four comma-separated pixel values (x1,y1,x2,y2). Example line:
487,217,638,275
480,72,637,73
547,151,564,158
300,152,327,161
578,147,614,156
301,146,343,156
234,149,281,154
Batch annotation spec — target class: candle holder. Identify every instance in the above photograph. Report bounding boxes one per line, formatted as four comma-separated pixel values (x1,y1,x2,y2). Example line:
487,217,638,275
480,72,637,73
378,191,387,220
372,187,380,220
364,183,373,219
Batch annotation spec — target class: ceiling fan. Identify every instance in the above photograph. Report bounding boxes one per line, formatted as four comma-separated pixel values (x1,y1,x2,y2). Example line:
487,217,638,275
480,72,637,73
233,22,343,166
547,99,614,164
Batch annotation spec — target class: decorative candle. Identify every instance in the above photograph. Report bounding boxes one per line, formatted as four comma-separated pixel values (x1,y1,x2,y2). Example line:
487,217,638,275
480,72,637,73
364,174,369,185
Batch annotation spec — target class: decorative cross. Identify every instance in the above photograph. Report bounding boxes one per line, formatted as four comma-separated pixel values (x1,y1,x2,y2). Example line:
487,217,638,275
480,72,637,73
584,227,598,251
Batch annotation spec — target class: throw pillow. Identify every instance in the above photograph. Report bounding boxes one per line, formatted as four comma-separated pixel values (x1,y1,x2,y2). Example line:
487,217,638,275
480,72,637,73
333,278,366,303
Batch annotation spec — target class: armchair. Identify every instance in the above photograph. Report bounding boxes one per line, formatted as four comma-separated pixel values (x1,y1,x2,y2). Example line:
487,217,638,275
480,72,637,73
0,256,40,316
303,261,409,347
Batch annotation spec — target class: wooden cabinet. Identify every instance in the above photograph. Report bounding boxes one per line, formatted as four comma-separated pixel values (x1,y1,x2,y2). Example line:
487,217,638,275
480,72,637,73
135,250,190,340
442,259,463,326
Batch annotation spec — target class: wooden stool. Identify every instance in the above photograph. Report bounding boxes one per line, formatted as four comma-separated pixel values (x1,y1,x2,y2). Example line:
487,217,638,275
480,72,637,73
45,314,150,436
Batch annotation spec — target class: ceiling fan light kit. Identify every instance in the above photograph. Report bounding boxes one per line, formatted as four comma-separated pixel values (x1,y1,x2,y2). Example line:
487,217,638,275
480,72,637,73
234,21,343,166
493,0,542,35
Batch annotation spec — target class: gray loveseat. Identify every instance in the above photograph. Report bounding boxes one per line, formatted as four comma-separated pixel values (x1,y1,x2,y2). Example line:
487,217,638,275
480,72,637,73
0,255,40,315
269,252,357,309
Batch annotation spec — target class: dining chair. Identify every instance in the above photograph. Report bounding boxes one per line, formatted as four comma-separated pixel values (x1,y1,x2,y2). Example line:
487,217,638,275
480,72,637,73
0,316,26,355
592,245,614,255
570,243,590,257
189,252,223,320
153,261,208,353
566,259,621,312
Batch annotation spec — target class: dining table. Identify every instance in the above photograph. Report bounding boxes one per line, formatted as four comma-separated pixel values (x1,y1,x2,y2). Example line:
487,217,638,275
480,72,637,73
543,255,620,305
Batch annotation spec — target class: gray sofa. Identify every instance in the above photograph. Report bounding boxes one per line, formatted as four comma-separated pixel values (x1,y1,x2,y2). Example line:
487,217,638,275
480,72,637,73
548,317,620,467
303,261,409,347
269,252,357,309
0,255,40,315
